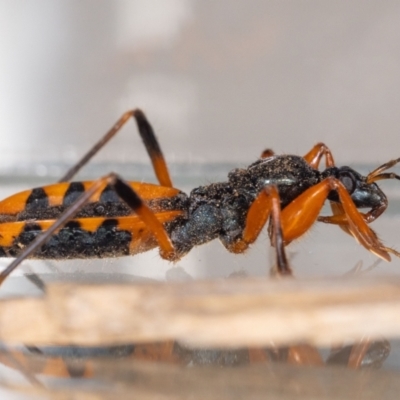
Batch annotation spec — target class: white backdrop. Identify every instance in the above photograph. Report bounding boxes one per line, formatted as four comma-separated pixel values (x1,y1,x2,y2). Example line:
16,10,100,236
1,1,400,168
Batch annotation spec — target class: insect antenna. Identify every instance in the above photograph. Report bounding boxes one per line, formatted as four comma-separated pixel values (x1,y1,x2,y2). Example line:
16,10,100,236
367,157,400,183
367,172,400,183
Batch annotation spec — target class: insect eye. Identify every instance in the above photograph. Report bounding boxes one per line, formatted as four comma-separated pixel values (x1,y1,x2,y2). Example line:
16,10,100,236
339,171,356,193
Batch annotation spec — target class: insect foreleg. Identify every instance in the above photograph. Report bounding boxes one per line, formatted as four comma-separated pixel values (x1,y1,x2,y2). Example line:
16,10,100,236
319,200,387,225
280,177,391,261
303,142,335,169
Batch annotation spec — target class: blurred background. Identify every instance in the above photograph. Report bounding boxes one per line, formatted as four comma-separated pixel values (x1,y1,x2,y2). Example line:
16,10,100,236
0,1,400,279
1,1,400,167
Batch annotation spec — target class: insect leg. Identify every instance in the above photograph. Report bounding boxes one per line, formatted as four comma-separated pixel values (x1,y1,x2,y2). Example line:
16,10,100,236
268,189,291,275
260,148,275,158
111,177,176,260
286,345,324,366
303,142,335,169
133,341,180,363
319,202,353,237
319,198,400,258
347,339,372,369
271,190,323,365
319,200,387,225
318,202,400,258
59,109,173,187
327,339,390,368
245,187,323,365
231,186,323,364
228,186,290,274
248,344,323,365
280,177,391,261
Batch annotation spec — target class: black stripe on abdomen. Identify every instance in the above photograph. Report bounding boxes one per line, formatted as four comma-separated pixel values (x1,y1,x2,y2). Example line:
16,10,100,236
7,219,132,259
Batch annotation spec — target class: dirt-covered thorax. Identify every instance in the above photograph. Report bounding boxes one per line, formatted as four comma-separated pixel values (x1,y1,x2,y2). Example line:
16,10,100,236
173,154,324,255
228,155,321,208
183,154,325,244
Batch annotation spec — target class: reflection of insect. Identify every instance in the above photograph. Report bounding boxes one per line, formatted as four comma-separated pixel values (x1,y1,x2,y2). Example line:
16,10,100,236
0,338,391,379
0,109,399,283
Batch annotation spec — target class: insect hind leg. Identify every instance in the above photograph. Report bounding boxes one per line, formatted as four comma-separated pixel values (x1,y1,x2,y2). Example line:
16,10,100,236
59,109,173,187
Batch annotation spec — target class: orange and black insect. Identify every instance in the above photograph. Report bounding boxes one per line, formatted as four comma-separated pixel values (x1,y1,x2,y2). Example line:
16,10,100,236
0,109,399,283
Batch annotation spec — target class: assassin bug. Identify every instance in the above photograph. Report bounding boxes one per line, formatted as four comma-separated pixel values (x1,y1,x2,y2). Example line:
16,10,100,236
0,110,395,386
0,109,399,284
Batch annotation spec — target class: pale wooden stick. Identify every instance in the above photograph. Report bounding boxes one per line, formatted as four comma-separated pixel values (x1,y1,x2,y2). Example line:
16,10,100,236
0,275,400,347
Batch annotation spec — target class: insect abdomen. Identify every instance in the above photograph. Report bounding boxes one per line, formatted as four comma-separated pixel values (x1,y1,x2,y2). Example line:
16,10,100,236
0,211,184,259
0,219,132,259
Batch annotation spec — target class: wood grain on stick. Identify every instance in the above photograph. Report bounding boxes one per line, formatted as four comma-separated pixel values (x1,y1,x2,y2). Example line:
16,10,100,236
0,275,399,347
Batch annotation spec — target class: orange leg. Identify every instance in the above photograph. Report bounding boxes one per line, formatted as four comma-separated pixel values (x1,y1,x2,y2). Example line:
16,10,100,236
280,177,391,261
309,201,355,241
303,142,335,169
260,148,275,158
317,202,400,257
133,341,180,364
287,345,324,366
59,109,173,187
228,186,290,275
231,184,324,363
318,201,387,225
247,348,270,363
112,178,176,260
304,144,391,245
238,186,325,365
347,339,372,369
327,339,390,368
249,346,321,366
